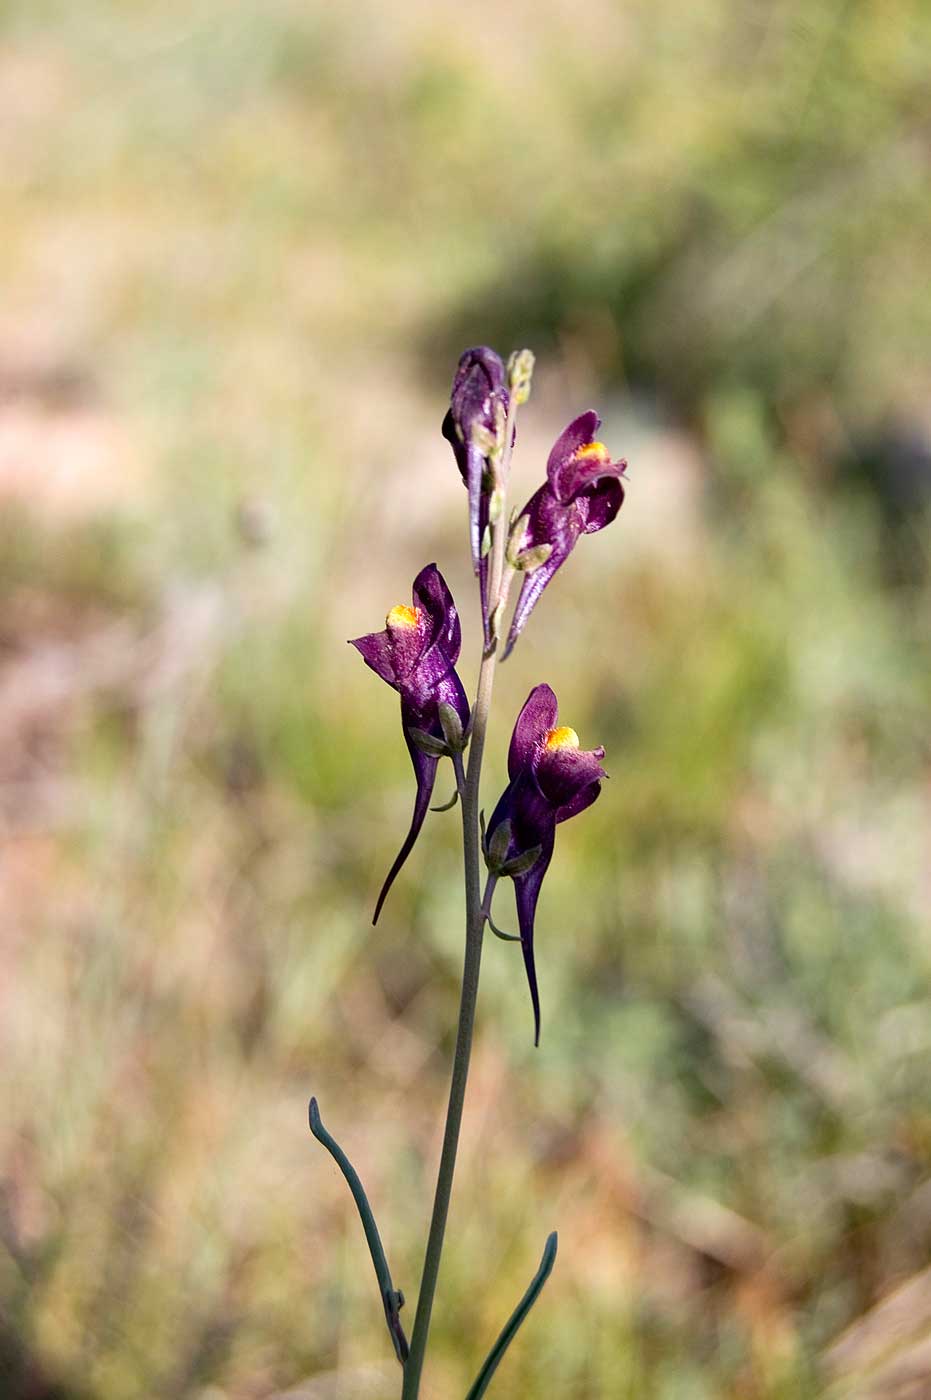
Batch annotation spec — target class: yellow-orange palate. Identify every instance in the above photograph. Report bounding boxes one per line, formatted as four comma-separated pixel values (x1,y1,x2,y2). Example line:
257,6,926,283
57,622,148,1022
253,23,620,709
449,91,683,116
386,604,420,630
545,726,580,750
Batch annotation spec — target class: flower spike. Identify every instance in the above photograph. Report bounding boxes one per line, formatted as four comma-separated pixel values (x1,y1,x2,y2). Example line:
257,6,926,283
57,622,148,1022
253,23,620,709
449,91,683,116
349,563,471,924
485,684,605,1044
502,411,626,659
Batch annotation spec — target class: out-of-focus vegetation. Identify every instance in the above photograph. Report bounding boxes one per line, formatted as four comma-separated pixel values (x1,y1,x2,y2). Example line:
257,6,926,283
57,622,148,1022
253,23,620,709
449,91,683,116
1,2,930,1397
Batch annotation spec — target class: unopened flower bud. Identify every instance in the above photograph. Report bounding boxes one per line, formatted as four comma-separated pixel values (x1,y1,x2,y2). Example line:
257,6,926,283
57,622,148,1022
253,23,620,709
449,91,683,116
507,348,535,405
442,347,510,578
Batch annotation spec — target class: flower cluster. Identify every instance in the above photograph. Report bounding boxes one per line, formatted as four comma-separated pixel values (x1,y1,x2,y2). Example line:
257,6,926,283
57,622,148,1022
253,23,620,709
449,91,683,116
350,348,626,1040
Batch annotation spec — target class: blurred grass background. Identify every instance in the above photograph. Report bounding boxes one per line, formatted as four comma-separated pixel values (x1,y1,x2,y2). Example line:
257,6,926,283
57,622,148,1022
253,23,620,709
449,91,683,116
1,2,930,1397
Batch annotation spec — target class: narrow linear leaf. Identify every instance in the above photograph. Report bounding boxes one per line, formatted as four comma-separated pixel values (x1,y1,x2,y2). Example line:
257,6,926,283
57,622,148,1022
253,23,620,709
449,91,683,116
464,1232,558,1400
309,1098,409,1365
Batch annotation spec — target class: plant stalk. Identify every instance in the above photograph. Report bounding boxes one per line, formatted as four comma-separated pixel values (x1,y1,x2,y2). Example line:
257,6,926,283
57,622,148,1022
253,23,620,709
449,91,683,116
401,396,517,1399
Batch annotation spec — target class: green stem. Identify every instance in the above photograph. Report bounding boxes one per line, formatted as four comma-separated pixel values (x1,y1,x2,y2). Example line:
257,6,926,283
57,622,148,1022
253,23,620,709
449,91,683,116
401,392,517,1400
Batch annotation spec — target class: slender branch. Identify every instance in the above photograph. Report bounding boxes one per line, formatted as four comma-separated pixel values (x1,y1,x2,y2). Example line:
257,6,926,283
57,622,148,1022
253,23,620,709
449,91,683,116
401,385,519,1400
452,748,468,799
430,751,468,812
308,1097,409,1364
464,1232,559,1400
480,873,498,919
480,873,519,940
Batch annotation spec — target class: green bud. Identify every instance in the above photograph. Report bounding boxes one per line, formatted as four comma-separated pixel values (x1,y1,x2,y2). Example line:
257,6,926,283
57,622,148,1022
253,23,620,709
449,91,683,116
488,488,505,524
480,524,492,558
515,542,553,573
507,348,535,405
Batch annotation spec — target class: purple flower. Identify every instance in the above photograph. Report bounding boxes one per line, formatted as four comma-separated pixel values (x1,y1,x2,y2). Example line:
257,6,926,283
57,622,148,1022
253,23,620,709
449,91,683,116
485,684,605,1044
350,563,471,925
442,347,509,636
503,412,626,659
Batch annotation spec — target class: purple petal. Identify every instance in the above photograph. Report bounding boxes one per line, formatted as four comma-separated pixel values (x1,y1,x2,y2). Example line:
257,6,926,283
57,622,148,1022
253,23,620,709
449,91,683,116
349,629,397,688
536,745,607,809
501,539,573,661
441,408,468,485
450,347,507,428
513,841,554,1047
372,705,440,925
546,411,601,499
507,684,558,779
478,491,491,646
465,442,485,576
486,768,554,876
580,476,625,534
446,349,508,576
439,431,485,576
556,779,602,824
501,484,585,660
412,562,461,664
552,444,625,507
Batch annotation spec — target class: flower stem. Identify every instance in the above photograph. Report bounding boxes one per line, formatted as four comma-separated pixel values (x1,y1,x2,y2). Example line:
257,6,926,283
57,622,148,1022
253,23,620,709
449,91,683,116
401,393,517,1400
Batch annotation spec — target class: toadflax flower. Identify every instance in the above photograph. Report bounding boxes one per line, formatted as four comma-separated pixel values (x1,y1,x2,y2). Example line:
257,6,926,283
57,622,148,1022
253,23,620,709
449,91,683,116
485,684,605,1045
442,347,510,638
350,563,470,925
503,411,626,659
